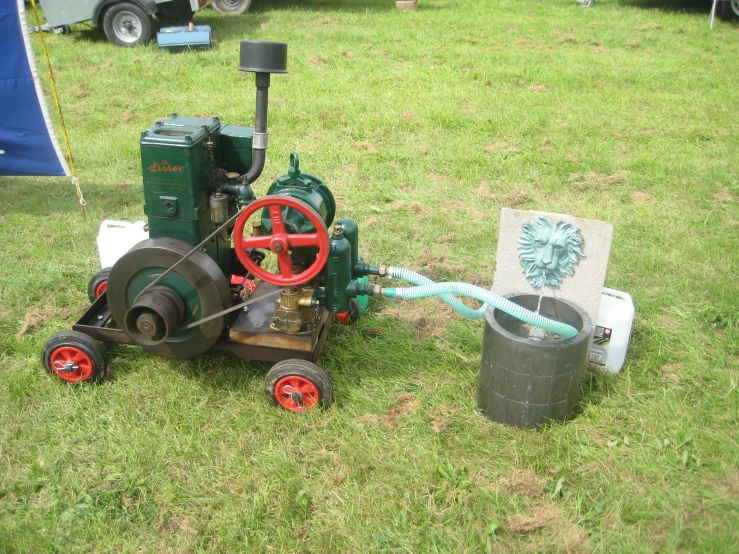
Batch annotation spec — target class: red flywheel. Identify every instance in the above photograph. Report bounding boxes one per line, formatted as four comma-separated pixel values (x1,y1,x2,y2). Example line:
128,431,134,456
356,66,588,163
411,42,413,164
233,196,329,287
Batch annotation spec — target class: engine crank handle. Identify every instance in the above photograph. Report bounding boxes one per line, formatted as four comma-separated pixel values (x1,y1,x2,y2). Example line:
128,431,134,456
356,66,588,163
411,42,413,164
177,288,282,331
136,208,245,300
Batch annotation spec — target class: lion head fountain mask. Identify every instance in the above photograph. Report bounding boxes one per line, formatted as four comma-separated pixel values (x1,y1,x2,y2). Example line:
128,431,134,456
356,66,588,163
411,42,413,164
517,216,584,288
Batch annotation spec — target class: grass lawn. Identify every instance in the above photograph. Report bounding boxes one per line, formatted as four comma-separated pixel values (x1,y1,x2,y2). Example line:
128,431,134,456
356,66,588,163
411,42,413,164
1,0,738,551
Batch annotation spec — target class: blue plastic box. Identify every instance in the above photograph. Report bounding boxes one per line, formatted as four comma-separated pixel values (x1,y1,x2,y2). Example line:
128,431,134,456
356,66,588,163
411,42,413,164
157,25,212,52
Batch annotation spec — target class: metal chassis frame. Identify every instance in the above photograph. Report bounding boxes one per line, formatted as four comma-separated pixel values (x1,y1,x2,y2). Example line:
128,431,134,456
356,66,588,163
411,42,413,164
73,292,332,364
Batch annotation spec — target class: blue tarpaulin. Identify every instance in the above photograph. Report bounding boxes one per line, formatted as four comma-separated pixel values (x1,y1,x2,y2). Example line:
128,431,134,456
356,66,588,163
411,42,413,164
0,0,70,177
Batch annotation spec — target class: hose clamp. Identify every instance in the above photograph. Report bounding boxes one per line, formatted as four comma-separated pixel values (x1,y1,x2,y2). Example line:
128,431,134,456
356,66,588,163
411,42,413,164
252,132,268,150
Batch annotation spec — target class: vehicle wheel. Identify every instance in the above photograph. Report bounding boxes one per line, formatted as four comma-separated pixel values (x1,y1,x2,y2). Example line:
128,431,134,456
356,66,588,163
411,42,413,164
264,359,333,412
41,331,108,383
103,2,154,47
719,0,739,20
157,0,194,25
87,268,112,303
211,0,252,15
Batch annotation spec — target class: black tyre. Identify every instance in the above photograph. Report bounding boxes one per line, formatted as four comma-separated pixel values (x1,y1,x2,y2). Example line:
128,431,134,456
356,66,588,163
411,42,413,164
41,331,108,384
157,0,194,25
719,0,739,20
87,267,112,303
264,359,333,412
211,0,252,15
103,2,154,47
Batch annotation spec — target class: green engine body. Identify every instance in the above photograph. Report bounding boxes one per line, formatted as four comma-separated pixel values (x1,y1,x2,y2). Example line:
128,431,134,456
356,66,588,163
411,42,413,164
139,114,343,290
140,115,239,276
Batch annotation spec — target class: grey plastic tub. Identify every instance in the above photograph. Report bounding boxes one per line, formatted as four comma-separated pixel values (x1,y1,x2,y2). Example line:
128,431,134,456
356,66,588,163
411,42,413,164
476,294,593,429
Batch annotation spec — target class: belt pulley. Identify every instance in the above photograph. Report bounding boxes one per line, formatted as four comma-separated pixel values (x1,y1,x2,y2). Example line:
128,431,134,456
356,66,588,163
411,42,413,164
107,238,231,359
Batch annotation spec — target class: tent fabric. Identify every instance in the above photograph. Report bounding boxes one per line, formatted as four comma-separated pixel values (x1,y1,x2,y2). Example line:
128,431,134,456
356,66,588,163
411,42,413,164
0,0,70,177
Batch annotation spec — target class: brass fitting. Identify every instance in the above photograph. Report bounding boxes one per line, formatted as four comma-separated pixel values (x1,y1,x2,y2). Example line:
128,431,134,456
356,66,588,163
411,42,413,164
297,288,315,307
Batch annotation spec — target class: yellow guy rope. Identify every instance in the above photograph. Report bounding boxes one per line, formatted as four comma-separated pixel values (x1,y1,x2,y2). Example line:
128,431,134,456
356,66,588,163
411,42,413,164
28,0,86,217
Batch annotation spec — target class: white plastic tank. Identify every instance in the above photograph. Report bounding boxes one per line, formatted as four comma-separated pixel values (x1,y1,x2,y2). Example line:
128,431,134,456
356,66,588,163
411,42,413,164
589,287,635,373
96,220,149,269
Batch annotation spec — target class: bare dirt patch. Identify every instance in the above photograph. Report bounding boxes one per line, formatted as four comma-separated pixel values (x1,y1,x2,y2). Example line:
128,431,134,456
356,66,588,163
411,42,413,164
715,190,736,202
570,170,629,190
440,200,486,221
340,163,358,174
562,524,591,553
357,392,421,428
17,304,78,337
507,514,546,534
540,139,555,151
364,217,379,228
501,469,544,497
352,141,377,153
412,252,492,287
631,191,652,205
430,404,457,433
635,22,662,32
506,502,562,534
312,16,338,26
661,363,682,384
529,83,549,92
380,297,455,340
485,141,520,153
310,55,329,66
716,470,739,497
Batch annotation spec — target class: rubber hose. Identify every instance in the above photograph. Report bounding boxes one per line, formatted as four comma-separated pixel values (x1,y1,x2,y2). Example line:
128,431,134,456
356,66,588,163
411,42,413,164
387,267,487,320
384,282,579,339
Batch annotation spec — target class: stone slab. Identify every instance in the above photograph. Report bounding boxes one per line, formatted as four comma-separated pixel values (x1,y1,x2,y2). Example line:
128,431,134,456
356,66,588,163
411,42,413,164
492,208,614,327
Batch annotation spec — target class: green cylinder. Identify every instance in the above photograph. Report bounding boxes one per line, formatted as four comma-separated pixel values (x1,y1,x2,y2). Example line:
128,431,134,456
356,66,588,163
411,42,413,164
337,218,358,269
325,227,352,313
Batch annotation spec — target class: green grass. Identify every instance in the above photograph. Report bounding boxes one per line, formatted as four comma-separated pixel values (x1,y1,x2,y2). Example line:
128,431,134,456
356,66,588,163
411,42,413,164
1,0,738,551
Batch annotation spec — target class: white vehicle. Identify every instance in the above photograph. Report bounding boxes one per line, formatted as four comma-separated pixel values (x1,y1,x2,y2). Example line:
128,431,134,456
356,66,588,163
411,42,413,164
40,0,211,47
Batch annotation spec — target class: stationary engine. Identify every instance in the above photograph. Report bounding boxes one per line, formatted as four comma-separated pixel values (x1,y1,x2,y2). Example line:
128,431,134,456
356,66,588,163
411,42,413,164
105,40,376,360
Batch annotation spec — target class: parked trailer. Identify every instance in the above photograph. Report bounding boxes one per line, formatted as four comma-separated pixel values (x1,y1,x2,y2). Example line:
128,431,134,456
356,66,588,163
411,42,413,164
39,0,211,47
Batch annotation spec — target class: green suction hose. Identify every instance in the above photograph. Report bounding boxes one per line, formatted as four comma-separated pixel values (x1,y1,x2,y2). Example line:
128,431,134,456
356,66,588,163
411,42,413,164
386,267,487,320
382,281,579,339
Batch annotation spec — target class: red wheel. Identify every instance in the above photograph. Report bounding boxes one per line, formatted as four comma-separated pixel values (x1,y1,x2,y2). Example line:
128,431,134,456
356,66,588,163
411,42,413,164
96,281,108,297
274,375,320,411
41,331,107,383
233,196,329,287
87,268,111,302
264,359,334,412
49,347,94,382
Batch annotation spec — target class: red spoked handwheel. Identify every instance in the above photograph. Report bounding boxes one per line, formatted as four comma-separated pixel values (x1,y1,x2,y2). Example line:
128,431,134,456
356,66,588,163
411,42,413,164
233,196,329,287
